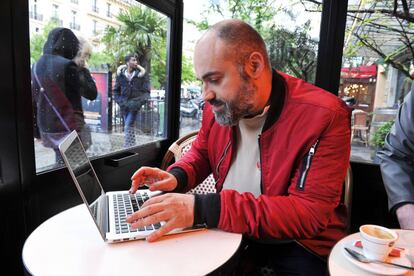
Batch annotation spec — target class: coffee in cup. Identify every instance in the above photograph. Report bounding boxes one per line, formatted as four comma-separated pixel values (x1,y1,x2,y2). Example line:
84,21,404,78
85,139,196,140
359,224,398,261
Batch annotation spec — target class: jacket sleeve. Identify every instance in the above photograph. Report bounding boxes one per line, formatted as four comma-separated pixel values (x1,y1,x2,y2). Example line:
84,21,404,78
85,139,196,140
65,62,81,108
79,67,97,100
113,75,123,106
137,64,146,78
377,90,414,212
217,107,351,240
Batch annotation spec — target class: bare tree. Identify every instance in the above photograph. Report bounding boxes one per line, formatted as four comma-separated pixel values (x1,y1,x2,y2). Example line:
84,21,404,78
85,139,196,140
302,0,414,77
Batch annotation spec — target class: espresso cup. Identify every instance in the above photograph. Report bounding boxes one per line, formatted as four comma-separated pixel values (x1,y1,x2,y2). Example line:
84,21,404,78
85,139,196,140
359,224,398,261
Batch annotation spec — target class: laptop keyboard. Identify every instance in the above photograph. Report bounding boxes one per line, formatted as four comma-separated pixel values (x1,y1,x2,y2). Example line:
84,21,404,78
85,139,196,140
113,192,161,234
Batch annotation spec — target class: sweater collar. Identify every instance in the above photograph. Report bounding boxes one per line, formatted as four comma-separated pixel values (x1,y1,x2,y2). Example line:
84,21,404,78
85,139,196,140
262,70,286,132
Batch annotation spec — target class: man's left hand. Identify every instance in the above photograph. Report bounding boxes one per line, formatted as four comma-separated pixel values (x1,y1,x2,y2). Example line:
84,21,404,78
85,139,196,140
126,193,195,242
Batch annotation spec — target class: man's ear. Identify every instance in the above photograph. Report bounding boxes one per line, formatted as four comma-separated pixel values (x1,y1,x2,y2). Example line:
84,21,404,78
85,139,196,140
245,52,265,79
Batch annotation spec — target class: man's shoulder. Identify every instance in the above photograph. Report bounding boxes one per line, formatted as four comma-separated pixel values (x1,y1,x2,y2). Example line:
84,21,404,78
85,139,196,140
280,72,348,114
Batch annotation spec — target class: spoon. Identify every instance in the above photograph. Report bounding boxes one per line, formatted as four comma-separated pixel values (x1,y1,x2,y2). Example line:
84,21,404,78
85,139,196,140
344,247,414,271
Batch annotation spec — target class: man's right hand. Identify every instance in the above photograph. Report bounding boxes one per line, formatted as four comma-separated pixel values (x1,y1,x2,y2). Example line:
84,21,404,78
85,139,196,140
129,166,178,193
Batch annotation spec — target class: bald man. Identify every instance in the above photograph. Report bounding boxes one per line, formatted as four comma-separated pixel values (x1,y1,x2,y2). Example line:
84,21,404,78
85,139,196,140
127,19,350,274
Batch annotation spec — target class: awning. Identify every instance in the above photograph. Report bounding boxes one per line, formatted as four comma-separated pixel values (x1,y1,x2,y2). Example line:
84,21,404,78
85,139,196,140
341,65,377,79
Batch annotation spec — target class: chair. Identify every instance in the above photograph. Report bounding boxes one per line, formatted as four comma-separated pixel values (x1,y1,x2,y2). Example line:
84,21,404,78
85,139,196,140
342,165,353,233
351,111,369,146
161,130,216,194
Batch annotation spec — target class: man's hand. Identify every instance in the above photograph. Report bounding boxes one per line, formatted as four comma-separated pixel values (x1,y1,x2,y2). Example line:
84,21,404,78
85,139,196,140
126,193,195,242
396,203,414,230
129,166,178,193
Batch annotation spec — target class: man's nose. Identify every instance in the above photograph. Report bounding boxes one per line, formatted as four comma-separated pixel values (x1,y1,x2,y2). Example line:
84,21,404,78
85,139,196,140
202,85,215,102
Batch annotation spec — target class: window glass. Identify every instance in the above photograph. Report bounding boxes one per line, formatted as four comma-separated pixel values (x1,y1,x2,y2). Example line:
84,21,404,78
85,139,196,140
180,0,321,135
342,0,413,163
29,0,169,172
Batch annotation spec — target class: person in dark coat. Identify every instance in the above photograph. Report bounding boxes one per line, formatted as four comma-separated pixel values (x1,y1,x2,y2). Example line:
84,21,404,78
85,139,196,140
113,54,150,147
32,27,92,165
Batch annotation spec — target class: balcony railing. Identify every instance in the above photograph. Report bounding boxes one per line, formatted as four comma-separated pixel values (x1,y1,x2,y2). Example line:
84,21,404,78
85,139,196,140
92,6,99,13
50,16,63,26
107,11,112,18
70,0,79,4
69,22,80,31
29,11,43,21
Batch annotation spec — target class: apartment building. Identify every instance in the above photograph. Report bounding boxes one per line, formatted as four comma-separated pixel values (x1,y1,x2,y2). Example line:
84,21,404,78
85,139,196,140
28,0,137,43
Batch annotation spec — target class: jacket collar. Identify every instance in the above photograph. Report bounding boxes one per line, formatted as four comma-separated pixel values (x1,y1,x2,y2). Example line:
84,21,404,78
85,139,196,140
262,70,286,132
122,68,138,80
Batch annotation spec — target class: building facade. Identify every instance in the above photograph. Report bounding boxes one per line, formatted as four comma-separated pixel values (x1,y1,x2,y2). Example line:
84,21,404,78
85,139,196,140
28,0,137,45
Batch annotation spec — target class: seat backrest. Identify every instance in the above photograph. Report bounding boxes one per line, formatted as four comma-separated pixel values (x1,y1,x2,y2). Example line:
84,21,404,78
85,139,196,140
161,131,216,194
161,130,198,169
353,111,368,127
342,165,353,233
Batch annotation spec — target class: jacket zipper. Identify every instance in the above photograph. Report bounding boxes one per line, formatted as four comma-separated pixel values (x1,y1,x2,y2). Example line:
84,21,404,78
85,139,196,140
296,140,319,191
215,140,232,184
258,134,263,194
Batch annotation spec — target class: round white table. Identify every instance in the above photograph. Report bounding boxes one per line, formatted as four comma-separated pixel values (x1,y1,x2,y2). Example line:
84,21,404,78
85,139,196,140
329,230,414,275
22,204,242,276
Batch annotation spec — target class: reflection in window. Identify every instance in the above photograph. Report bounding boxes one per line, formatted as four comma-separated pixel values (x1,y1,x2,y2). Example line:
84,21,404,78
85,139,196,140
341,1,413,163
180,0,321,135
29,1,169,172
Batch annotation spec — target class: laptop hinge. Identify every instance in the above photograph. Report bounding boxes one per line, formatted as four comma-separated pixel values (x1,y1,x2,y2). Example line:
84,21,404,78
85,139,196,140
103,194,109,235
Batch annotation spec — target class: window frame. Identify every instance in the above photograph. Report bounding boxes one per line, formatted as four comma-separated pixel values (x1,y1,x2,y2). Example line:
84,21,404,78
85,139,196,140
0,1,350,274
10,0,184,233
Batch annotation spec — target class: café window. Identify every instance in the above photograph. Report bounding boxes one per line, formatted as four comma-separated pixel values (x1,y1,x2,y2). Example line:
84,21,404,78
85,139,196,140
29,0,169,172
179,0,321,135
341,0,413,163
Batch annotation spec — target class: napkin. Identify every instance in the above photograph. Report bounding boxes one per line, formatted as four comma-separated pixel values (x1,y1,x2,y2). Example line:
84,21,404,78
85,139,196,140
354,240,404,257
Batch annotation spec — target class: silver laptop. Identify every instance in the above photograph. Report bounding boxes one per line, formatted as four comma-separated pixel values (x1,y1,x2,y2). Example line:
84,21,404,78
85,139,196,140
59,130,202,243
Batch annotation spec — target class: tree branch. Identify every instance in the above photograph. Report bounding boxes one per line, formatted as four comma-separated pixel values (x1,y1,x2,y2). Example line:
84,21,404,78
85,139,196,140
354,32,410,77
347,9,414,23
299,0,321,12
347,14,414,35
300,0,322,4
395,16,414,59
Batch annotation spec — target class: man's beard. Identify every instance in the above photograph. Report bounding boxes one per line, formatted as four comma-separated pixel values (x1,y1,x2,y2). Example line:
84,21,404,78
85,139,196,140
210,79,257,126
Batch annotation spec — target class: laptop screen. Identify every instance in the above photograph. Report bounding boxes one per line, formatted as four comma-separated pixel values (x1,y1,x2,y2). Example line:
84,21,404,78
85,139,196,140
63,135,102,206
59,131,108,240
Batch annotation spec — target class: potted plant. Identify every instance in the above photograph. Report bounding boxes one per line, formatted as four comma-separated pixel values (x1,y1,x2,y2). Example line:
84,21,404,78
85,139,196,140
371,120,394,149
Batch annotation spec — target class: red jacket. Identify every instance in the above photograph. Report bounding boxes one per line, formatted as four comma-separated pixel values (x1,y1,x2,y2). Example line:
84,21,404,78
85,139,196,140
169,71,351,257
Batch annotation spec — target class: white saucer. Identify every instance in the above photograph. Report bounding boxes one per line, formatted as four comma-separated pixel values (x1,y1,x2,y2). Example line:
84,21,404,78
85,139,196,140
342,240,412,275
